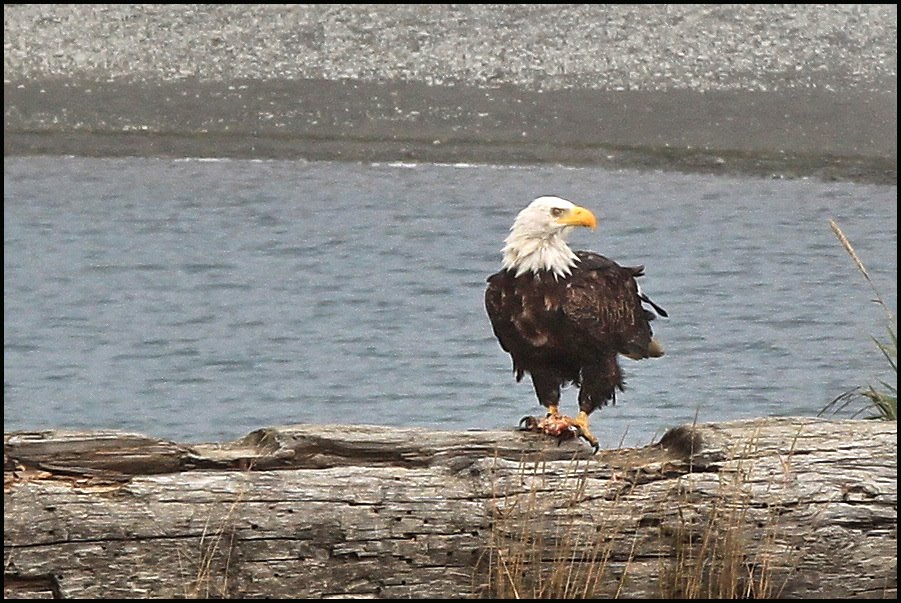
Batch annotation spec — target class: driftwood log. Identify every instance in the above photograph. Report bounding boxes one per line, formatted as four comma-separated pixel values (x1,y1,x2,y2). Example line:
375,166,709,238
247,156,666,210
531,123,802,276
3,417,897,599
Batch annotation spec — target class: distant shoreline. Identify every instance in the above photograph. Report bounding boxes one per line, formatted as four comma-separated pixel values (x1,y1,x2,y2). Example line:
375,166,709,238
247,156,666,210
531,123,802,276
4,5,896,184
6,130,897,186
4,78,897,185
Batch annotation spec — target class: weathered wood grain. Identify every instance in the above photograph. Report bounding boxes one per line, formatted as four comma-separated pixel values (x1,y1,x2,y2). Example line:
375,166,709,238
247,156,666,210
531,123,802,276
4,418,896,599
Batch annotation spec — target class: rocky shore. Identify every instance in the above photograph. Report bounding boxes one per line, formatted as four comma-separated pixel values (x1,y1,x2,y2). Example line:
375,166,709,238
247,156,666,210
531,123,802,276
4,5,897,183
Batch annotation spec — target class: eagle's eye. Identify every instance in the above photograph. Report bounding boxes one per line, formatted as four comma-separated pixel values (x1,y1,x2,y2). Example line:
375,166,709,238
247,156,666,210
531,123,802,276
550,207,565,217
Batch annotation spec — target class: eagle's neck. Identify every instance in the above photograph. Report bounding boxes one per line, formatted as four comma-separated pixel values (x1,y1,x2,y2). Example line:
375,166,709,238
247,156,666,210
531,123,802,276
502,231,579,279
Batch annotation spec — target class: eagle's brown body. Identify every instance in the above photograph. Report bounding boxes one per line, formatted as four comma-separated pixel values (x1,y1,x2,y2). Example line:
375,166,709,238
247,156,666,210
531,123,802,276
485,250,664,415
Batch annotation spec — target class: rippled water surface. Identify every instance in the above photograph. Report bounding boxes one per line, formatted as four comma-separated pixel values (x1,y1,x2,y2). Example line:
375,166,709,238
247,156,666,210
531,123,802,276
4,157,897,446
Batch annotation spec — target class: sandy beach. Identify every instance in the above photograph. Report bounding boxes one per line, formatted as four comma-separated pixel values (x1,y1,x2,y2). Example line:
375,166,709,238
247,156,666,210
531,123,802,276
4,5,897,183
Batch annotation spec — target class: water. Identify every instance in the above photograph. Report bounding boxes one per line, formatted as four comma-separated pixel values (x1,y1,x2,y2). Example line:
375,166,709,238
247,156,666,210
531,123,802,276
4,157,897,447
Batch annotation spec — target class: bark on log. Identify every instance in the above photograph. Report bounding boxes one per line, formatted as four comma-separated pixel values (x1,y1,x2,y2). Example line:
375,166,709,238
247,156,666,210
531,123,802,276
3,417,897,599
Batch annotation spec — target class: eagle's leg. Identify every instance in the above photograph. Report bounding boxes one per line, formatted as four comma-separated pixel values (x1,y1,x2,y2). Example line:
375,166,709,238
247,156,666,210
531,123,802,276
518,404,566,434
518,408,597,449
520,372,567,436
519,404,562,431
519,372,597,449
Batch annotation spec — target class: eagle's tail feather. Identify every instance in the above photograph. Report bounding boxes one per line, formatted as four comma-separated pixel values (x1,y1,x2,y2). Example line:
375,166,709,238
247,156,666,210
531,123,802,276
622,337,665,360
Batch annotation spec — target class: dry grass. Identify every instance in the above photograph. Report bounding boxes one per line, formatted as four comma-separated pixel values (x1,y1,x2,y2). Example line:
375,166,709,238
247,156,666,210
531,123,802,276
176,467,252,598
822,220,896,421
180,498,240,598
659,432,802,599
479,435,801,599
482,452,620,599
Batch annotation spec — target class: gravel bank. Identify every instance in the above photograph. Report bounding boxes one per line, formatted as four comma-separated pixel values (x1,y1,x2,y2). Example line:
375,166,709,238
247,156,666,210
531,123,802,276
4,4,897,182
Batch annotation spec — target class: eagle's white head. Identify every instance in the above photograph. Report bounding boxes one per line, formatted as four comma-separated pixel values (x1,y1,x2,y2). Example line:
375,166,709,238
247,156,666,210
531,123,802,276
502,196,598,278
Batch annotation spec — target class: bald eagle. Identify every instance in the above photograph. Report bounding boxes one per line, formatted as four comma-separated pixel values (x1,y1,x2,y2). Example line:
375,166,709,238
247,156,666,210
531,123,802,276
485,196,667,450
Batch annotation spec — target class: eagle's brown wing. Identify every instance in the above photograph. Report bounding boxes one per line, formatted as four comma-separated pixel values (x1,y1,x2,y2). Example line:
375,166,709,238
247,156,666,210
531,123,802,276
562,252,662,360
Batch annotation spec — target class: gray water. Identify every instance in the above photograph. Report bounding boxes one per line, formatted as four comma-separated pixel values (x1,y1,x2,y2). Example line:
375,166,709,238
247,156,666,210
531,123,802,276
4,157,897,447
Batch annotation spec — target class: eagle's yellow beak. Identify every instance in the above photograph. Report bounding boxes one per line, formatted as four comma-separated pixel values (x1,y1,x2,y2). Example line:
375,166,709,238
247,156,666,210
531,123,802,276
558,206,598,230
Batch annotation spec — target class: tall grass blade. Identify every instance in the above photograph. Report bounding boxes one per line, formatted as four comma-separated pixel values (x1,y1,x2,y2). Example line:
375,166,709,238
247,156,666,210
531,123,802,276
824,219,896,421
